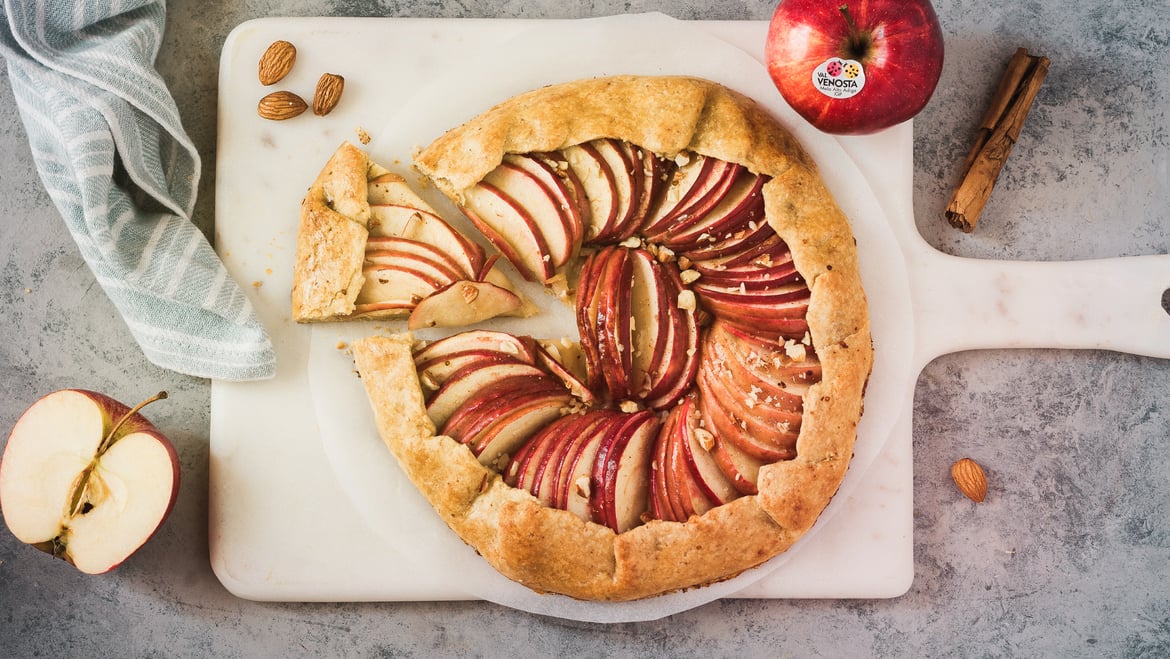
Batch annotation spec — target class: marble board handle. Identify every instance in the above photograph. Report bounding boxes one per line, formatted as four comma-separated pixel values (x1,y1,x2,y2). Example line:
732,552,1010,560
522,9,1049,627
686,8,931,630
907,250,1170,368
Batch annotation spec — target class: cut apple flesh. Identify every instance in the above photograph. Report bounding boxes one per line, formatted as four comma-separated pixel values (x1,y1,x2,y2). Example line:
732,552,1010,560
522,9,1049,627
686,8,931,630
62,432,178,574
0,390,179,574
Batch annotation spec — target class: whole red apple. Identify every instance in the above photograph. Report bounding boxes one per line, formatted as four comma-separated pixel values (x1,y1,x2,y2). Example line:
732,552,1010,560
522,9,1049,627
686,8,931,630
765,0,945,135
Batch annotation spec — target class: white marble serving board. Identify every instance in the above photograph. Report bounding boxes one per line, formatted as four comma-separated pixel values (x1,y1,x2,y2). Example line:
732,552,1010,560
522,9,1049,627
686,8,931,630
209,15,1170,623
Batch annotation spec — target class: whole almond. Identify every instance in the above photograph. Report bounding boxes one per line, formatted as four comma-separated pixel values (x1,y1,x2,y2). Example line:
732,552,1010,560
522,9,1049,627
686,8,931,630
257,90,308,120
258,40,296,86
951,457,988,503
313,73,345,116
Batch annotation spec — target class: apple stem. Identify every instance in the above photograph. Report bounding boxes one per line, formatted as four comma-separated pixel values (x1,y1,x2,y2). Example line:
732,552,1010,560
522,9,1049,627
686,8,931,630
68,391,169,518
96,391,168,457
838,4,869,58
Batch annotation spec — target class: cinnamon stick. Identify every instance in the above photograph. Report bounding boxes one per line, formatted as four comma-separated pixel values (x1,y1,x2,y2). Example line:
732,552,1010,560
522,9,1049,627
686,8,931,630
945,48,1049,233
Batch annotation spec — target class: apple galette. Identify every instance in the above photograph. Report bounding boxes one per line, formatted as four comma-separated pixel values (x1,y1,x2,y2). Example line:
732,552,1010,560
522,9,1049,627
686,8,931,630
291,141,529,327
350,75,873,601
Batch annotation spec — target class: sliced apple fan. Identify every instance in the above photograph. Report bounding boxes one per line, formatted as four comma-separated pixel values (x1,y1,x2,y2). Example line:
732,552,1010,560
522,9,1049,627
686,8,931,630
290,142,528,327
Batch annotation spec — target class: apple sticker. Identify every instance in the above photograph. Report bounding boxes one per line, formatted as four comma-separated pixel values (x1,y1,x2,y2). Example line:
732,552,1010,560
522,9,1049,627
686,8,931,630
812,58,866,99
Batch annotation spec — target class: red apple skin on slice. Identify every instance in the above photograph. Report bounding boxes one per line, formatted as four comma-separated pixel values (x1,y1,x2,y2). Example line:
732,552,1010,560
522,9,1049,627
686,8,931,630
592,247,634,402
590,410,659,532
461,182,556,283
407,280,523,330
586,139,640,243
425,361,550,427
470,394,571,472
503,153,586,253
563,141,619,243
415,330,537,370
534,343,597,406
559,411,624,522
0,390,179,575
482,160,575,268
676,401,741,507
439,374,565,443
641,265,701,411
367,174,487,279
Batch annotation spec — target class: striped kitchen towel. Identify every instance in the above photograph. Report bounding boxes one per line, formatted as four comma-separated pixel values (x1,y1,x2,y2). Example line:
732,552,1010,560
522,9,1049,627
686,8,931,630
0,0,275,380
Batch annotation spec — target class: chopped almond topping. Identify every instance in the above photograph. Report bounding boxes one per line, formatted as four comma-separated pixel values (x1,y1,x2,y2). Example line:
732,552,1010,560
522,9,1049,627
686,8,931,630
694,427,715,451
679,269,700,284
677,289,696,311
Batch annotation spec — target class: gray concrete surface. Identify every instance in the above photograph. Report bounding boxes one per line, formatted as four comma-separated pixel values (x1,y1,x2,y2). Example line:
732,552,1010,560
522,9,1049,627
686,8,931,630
1,1,1168,656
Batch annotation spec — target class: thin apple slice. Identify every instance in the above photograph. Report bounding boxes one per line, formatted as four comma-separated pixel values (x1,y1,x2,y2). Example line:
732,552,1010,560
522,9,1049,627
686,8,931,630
620,142,669,239
368,174,486,279
642,266,700,411
361,250,461,289
462,182,556,282
574,248,608,393
627,248,669,401
641,153,716,237
439,374,564,443
534,343,596,406
549,411,618,510
675,397,741,507
696,289,811,340
417,351,525,394
415,329,537,368
678,209,774,262
660,170,765,252
642,156,740,241
592,247,634,402
470,393,571,472
526,410,602,507
563,141,618,242
503,152,587,250
591,410,659,532
482,159,575,268
506,414,574,494
586,139,640,243
425,361,549,427
353,263,447,314
364,236,468,281
697,364,798,462
705,420,765,497
407,279,524,330
649,402,686,522
560,411,623,522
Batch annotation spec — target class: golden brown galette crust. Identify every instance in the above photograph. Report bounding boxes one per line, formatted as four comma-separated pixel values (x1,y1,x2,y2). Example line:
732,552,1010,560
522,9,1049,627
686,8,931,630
291,142,386,322
354,75,873,601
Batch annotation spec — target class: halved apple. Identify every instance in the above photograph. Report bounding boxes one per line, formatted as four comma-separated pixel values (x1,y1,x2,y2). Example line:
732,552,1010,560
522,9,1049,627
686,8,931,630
0,390,178,574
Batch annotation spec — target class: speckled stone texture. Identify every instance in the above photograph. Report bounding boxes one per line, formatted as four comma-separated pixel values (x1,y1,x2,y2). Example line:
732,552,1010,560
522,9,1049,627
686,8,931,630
1,1,1168,656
